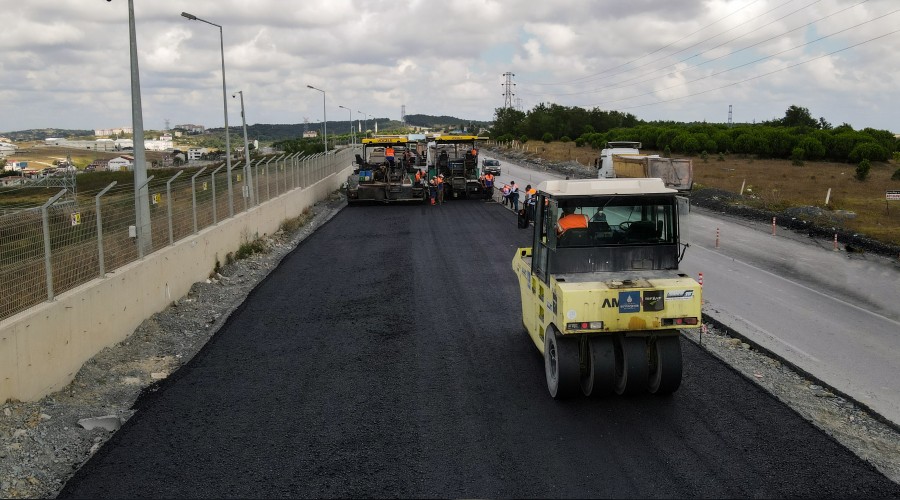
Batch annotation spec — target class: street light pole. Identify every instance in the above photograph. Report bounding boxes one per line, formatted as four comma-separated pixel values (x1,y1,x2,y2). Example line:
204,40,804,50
338,105,353,145
111,0,151,255
307,85,327,152
182,11,233,216
233,90,254,206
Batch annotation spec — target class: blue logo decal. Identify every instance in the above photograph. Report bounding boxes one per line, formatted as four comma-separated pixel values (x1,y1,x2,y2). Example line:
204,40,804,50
619,291,641,313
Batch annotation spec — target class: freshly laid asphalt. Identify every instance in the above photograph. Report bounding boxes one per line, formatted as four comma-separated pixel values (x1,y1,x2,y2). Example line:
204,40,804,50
59,201,900,498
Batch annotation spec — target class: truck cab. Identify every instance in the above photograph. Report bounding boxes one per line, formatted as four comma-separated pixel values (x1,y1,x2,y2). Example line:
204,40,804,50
512,178,701,398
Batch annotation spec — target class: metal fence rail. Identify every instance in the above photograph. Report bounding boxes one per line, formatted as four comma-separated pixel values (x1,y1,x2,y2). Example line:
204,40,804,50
0,149,354,321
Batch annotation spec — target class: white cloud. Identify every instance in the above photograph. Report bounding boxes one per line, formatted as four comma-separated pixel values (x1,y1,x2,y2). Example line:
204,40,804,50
0,0,897,132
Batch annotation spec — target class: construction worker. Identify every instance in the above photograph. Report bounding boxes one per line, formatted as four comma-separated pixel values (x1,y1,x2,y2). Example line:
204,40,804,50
437,174,445,204
483,172,495,200
429,177,437,205
509,181,519,211
501,184,511,206
524,185,537,222
385,146,395,166
556,206,589,236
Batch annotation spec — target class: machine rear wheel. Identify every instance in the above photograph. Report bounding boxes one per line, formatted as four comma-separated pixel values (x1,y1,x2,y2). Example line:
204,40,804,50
648,336,682,394
545,327,580,399
614,335,649,395
580,336,616,397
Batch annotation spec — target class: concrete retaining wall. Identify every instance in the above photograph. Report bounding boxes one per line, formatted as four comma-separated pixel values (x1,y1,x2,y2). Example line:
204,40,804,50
0,165,352,403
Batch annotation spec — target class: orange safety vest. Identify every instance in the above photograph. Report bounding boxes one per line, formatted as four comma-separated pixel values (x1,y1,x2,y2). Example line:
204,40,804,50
386,147,395,157
484,173,494,185
556,214,589,235
415,171,422,182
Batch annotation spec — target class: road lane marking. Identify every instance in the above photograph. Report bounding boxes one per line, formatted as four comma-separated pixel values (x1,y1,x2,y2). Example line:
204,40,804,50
727,313,821,363
694,245,900,329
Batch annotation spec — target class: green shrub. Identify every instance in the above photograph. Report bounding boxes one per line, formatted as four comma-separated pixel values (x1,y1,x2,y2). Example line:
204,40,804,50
574,138,585,147
519,135,528,144
855,159,871,181
849,142,889,163
541,132,554,143
700,151,709,162
893,151,900,162
717,152,725,162
791,147,805,166
891,168,900,181
560,136,571,143
663,146,671,158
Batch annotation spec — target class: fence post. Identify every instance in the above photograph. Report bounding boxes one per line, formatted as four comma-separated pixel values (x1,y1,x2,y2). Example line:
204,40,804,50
244,158,255,207
166,170,184,245
190,166,208,234
264,157,273,201
250,159,260,206
292,153,300,189
41,189,68,301
211,164,225,224
135,175,155,259
296,154,306,189
95,181,118,277
274,155,281,196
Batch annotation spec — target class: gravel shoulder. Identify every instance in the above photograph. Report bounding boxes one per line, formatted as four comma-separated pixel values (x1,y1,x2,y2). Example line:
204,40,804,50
1,166,898,498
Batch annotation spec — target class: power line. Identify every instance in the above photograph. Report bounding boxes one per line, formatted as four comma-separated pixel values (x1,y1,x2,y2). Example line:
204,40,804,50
521,0,766,87
610,27,900,111
522,0,869,99
584,8,900,108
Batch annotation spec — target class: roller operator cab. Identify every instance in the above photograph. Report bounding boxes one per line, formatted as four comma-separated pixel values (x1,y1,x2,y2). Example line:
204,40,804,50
512,178,701,398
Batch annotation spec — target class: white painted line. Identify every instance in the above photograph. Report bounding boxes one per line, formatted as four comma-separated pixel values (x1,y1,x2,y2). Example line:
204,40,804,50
694,245,900,329
727,312,821,363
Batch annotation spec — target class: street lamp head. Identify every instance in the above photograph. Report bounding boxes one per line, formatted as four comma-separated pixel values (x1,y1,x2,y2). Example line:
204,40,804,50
180,12,197,20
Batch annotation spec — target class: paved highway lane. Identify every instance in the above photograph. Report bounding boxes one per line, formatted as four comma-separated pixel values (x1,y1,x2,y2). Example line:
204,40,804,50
486,154,900,427
59,202,899,498
683,210,900,426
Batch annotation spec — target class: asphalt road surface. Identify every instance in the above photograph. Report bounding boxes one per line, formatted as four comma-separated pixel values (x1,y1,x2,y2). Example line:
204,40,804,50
491,156,900,427
59,201,900,498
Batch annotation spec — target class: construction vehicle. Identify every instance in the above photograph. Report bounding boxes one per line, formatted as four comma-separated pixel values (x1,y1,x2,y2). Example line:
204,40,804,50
611,155,693,192
594,141,694,192
426,135,487,199
512,178,701,398
595,141,643,179
345,137,427,204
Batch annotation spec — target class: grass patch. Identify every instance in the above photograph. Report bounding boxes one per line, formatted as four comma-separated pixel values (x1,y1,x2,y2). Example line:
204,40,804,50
279,207,313,234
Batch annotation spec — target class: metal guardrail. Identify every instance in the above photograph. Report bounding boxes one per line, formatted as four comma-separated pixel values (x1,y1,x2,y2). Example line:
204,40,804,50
0,149,355,321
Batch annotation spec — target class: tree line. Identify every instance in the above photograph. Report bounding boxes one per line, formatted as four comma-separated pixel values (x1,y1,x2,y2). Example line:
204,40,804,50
490,104,898,164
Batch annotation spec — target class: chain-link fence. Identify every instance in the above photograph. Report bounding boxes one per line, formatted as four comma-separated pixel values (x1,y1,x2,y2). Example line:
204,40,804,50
0,149,353,321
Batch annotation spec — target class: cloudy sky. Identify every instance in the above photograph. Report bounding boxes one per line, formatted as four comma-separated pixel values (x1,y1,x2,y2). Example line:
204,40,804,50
2,0,898,134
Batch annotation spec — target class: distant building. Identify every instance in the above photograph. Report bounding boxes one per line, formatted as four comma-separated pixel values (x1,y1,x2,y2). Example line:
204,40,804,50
94,127,133,137
175,124,206,134
303,131,319,138
187,147,209,161
87,159,110,172
107,155,134,172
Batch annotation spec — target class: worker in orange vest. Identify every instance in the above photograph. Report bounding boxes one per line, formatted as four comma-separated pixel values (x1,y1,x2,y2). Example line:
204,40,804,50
483,172,495,200
556,206,589,236
385,146,395,166
436,174,445,204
